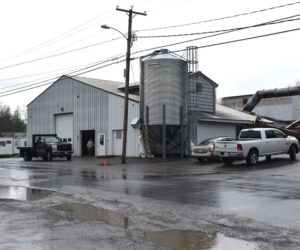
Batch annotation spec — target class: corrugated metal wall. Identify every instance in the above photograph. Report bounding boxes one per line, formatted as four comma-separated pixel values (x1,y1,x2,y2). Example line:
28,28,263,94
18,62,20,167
27,76,139,156
189,75,215,113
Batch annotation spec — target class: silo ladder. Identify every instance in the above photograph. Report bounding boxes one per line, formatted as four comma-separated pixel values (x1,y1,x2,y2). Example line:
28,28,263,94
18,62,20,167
142,124,152,157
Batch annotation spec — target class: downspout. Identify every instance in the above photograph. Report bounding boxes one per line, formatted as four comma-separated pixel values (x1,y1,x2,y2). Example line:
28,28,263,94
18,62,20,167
243,86,300,112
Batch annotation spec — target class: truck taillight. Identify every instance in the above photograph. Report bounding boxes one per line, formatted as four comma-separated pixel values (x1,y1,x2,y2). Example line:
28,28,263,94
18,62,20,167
209,144,215,152
237,144,243,151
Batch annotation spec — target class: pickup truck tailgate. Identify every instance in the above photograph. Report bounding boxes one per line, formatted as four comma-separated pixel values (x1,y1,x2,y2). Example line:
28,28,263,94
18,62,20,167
214,141,238,152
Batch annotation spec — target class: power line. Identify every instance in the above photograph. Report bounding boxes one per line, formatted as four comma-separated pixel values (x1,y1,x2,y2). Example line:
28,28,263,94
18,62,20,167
0,9,116,64
135,0,300,32
2,20,300,97
170,27,300,53
0,54,126,96
132,16,300,56
137,16,300,38
0,37,122,71
0,59,125,98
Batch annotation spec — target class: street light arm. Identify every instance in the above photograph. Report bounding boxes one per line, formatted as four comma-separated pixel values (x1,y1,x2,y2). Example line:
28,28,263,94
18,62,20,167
101,24,127,40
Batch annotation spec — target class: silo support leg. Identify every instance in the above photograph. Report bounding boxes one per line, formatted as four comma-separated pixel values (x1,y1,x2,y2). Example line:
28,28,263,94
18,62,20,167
180,106,184,158
162,105,166,159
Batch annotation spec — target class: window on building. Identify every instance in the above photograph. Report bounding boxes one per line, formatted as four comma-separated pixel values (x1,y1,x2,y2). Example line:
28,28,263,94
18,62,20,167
196,82,202,92
6,140,11,144
0,141,5,147
116,130,122,139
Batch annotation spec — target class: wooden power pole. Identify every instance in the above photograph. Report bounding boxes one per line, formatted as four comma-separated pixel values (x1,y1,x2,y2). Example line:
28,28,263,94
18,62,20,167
116,6,146,164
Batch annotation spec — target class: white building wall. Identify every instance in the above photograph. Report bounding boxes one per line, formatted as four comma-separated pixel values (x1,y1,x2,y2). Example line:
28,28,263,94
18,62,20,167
108,94,139,157
253,103,293,120
197,122,236,144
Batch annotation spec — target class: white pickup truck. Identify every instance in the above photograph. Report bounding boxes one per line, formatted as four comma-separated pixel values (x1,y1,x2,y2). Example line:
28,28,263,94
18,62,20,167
213,128,299,166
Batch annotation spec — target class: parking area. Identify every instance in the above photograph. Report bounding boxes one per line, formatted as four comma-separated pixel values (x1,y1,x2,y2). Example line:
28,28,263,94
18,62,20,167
0,155,300,249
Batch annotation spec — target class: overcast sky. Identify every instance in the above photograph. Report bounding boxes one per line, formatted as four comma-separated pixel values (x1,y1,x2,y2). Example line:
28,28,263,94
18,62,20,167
0,0,300,111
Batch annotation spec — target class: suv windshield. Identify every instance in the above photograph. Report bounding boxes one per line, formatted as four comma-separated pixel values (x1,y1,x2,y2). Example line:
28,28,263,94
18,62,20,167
44,137,62,143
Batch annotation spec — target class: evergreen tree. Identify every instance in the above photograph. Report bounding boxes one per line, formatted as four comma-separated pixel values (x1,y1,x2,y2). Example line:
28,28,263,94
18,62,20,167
0,104,26,133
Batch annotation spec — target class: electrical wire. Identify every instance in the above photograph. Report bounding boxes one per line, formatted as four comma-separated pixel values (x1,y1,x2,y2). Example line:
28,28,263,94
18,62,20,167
135,0,300,32
0,53,126,96
0,59,126,98
2,16,300,97
132,16,300,55
0,9,116,64
137,16,300,38
1,14,298,72
169,27,300,54
0,37,122,71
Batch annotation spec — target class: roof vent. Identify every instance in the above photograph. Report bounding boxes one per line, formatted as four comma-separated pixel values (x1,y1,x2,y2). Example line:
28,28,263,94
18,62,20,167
160,49,169,54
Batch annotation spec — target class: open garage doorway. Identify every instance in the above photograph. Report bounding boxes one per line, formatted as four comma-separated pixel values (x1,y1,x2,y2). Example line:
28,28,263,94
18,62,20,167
81,130,95,156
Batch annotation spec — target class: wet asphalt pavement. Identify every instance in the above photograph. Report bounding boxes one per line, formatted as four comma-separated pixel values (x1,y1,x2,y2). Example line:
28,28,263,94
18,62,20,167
0,155,300,249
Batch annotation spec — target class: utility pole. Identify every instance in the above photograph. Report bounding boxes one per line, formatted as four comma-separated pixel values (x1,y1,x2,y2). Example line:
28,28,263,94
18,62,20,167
116,6,146,164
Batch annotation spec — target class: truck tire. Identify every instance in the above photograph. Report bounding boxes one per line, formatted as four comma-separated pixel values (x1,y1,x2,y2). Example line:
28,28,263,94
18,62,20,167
66,154,72,161
23,152,32,162
289,145,297,161
222,158,233,165
246,149,258,166
47,151,53,161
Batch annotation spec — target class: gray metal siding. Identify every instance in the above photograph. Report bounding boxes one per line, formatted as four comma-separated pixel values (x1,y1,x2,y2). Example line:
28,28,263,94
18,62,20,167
27,77,139,156
189,75,215,113
108,95,139,157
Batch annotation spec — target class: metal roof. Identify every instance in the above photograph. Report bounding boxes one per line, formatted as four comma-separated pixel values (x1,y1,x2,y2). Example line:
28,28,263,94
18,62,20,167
198,104,273,124
70,75,140,102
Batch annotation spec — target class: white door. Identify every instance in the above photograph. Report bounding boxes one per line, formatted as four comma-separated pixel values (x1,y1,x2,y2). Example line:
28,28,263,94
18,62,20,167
96,133,106,156
112,130,123,156
55,114,73,143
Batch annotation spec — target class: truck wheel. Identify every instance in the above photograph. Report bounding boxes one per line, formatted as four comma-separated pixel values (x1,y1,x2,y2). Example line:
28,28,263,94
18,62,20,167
47,151,53,161
23,152,32,162
289,145,297,161
246,149,258,166
66,154,72,161
222,158,233,165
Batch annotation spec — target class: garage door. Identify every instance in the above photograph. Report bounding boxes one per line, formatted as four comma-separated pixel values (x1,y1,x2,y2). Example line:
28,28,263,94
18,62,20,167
197,123,236,144
55,114,73,143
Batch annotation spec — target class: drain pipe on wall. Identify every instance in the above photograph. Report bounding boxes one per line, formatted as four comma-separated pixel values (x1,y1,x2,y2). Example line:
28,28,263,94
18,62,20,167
243,86,300,112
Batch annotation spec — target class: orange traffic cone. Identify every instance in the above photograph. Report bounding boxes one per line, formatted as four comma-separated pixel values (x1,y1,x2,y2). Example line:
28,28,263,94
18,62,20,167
104,159,109,166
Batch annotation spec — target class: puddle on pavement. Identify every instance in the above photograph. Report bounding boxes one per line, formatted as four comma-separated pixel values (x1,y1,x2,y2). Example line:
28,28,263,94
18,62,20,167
52,203,130,228
0,185,52,201
146,230,257,250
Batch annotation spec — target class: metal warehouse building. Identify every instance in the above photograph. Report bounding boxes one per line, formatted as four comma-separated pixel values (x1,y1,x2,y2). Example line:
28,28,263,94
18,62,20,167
27,49,264,158
27,75,140,157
